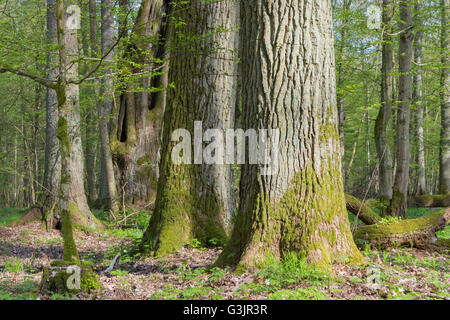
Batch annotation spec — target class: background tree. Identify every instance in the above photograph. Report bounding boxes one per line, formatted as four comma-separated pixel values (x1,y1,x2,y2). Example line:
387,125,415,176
440,0,450,195
375,0,395,211
390,0,413,217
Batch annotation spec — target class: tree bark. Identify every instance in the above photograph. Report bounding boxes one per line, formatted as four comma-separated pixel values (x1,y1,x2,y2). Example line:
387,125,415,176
216,0,363,271
97,0,119,213
439,0,450,194
141,0,238,256
375,0,395,212
336,0,351,162
56,0,103,230
110,0,167,206
39,0,61,226
390,0,414,218
413,2,426,195
84,0,99,205
55,0,82,263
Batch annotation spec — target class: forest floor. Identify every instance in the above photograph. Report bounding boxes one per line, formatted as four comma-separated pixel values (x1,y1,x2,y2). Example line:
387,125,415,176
0,208,448,300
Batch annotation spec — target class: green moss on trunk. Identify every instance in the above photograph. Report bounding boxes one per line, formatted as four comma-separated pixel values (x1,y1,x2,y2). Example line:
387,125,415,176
61,205,80,264
140,163,228,257
389,191,407,218
216,164,364,273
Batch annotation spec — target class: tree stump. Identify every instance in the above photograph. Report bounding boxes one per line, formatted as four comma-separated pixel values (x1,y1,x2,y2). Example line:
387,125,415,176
39,261,102,294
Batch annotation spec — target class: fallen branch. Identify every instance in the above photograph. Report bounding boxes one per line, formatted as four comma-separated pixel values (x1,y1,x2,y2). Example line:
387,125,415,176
345,194,381,225
354,208,450,248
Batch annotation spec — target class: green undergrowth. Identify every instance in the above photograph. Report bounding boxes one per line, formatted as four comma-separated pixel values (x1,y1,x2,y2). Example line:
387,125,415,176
0,208,27,226
233,253,332,299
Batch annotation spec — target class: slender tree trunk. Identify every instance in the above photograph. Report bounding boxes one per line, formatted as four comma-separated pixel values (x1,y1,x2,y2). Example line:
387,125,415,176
375,0,395,213
390,0,413,218
216,0,362,271
413,2,426,195
337,0,351,162
82,0,99,205
56,0,103,230
97,0,119,213
142,0,238,256
40,0,61,224
440,0,450,195
56,0,81,262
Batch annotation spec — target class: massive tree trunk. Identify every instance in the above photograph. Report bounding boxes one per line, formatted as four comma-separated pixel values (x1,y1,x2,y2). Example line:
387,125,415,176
141,0,238,257
96,0,119,213
439,0,450,195
216,0,363,271
413,2,426,195
110,0,167,206
375,0,395,212
390,0,413,218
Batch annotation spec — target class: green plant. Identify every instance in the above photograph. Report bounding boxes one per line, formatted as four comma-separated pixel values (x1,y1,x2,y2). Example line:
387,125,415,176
208,267,227,283
110,269,129,277
4,257,24,273
189,238,204,249
249,252,330,293
268,287,329,300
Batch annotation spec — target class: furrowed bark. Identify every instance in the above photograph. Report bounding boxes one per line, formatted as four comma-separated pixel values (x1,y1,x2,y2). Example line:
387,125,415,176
216,0,363,272
109,0,168,207
141,0,238,256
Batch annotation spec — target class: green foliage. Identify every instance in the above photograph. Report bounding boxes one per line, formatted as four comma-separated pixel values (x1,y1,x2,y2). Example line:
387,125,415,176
268,287,329,300
110,269,129,277
233,252,331,298
4,257,24,274
0,208,27,226
379,216,403,225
